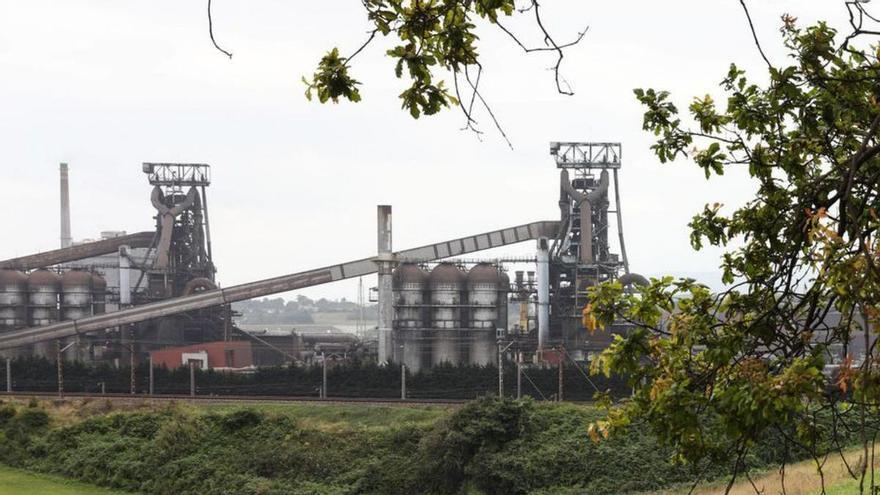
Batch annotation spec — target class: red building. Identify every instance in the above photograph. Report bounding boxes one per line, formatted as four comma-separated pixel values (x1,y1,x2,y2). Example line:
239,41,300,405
149,341,254,370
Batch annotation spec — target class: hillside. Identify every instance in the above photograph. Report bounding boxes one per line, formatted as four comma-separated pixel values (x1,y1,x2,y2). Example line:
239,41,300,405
0,397,823,495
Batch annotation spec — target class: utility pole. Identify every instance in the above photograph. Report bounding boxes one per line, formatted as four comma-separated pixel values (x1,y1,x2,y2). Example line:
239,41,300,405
498,342,504,397
148,355,154,396
6,357,11,393
189,361,196,397
57,340,63,398
321,352,328,399
557,346,564,402
497,341,514,398
516,352,522,399
401,363,406,400
56,340,76,398
130,342,136,395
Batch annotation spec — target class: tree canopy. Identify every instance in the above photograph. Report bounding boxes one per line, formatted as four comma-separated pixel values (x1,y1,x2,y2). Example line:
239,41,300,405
586,4,880,492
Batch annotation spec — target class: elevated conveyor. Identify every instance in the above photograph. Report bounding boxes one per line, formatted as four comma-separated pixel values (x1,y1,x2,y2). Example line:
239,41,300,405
0,232,155,270
0,221,558,350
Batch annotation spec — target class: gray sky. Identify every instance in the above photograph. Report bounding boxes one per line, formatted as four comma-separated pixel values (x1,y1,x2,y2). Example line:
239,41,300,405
0,1,850,300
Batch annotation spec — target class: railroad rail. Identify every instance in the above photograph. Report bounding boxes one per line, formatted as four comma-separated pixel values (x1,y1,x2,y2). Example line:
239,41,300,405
0,391,465,407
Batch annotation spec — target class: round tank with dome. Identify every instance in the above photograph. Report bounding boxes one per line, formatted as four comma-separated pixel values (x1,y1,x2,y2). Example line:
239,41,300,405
61,270,93,321
28,269,61,327
429,263,466,366
0,270,29,332
392,263,429,372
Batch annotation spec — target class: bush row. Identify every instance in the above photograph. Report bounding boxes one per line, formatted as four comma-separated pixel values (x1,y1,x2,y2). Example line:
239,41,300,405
1,356,632,401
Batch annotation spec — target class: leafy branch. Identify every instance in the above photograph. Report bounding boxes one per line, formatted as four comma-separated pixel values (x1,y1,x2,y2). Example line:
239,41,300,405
303,0,588,145
586,4,880,493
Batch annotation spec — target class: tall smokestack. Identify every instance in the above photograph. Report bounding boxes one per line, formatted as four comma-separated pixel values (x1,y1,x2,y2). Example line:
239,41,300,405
60,162,72,248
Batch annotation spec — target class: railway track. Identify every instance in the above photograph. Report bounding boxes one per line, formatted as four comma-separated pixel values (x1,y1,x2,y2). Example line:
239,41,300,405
0,391,465,407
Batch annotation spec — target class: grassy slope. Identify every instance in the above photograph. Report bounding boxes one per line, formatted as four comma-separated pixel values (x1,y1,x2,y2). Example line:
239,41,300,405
0,465,129,495
200,402,447,430
0,398,844,495
662,447,878,495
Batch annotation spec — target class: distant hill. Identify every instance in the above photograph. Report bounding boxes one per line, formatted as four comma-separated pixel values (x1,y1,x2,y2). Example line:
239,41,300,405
233,296,376,326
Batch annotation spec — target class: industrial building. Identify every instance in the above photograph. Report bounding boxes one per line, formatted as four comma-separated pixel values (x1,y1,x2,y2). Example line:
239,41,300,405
149,341,254,371
0,142,653,371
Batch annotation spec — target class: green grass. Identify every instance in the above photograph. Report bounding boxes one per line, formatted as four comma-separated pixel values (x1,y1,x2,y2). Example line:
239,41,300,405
200,401,450,429
819,476,879,494
0,465,130,495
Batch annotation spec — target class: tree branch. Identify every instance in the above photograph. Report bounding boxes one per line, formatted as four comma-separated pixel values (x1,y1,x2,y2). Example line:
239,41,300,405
207,0,233,59
738,0,773,71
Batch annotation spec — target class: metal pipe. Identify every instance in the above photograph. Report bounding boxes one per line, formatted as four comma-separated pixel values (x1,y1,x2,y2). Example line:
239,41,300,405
612,169,630,273
376,205,394,365
0,232,154,271
200,186,214,264
5,358,10,393
119,247,131,306
619,273,649,287
536,238,550,355
148,355,154,395
60,163,72,249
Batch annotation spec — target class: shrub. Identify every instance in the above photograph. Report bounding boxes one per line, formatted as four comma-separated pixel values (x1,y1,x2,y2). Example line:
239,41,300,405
0,403,16,426
18,408,49,429
222,409,264,432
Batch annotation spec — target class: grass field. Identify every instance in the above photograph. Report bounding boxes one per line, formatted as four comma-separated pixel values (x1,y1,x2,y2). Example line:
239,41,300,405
0,465,130,495
663,447,878,495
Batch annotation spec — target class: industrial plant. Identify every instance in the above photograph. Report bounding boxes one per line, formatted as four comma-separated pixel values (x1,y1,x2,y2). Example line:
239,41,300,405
0,142,648,374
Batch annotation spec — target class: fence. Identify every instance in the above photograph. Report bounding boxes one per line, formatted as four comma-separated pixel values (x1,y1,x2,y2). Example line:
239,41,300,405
0,356,632,401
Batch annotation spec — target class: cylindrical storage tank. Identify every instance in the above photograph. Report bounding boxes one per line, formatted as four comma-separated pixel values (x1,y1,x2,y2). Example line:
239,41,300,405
429,263,466,366
28,269,60,327
28,269,61,358
61,270,93,321
91,273,107,315
393,264,429,328
467,263,499,328
467,264,499,366
392,263,429,372
0,270,29,332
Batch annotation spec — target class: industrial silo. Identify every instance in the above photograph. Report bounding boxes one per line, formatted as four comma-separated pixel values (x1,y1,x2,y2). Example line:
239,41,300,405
467,263,499,366
28,269,61,358
61,270,93,321
392,263,429,372
0,270,29,332
61,270,94,361
429,263,466,366
90,272,107,315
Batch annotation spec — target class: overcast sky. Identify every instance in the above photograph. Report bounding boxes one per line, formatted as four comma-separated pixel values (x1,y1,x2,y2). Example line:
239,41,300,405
0,1,852,301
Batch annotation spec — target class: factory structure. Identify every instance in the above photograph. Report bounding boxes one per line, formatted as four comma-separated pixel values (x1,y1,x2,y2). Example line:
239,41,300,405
0,143,652,371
